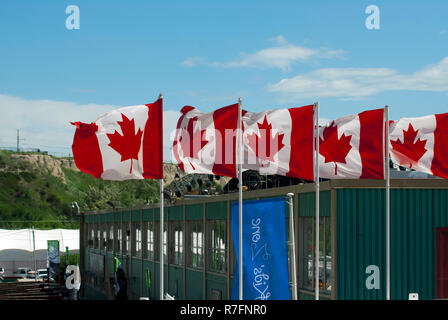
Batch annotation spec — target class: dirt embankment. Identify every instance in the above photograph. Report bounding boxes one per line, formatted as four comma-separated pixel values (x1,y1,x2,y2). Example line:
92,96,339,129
9,153,213,187
11,153,78,184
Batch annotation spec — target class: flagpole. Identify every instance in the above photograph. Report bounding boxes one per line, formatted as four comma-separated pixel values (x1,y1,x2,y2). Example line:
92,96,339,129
159,93,165,301
287,193,298,300
314,102,320,301
238,97,244,300
385,105,390,300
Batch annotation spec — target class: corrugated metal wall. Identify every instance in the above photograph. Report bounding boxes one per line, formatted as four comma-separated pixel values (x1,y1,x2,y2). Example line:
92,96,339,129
336,189,385,300
390,189,448,300
336,188,448,300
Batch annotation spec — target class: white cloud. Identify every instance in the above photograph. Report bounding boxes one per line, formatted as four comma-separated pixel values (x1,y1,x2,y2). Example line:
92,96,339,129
0,94,180,161
181,35,345,72
268,35,288,45
268,57,448,101
180,56,207,67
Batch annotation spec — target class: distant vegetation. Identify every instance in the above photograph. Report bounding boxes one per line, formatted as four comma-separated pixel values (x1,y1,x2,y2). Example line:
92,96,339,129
0,150,160,229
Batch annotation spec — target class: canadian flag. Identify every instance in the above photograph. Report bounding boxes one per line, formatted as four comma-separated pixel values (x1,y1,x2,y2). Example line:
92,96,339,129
389,113,448,179
172,103,239,178
242,105,314,181
318,108,385,179
71,99,163,180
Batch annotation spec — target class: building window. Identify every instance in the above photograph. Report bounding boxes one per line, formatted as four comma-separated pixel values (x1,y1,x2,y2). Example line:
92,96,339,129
299,216,332,294
123,223,130,255
169,221,183,265
107,224,114,251
188,220,203,269
88,224,94,248
208,220,226,273
322,218,332,292
133,222,142,257
146,221,154,260
101,224,107,251
94,224,100,249
154,221,167,262
116,224,122,253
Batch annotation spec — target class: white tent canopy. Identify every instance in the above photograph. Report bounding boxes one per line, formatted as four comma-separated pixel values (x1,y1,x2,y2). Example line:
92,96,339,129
0,229,79,252
0,229,79,276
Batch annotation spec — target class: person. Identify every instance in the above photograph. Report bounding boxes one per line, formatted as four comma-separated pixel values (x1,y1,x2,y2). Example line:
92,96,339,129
114,257,128,300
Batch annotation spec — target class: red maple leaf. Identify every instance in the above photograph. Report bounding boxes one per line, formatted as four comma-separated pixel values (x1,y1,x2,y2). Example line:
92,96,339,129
178,116,208,169
390,123,427,168
106,114,143,174
247,115,285,164
319,121,352,175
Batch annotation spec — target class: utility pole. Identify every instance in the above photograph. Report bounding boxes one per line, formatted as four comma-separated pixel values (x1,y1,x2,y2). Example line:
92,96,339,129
17,129,19,152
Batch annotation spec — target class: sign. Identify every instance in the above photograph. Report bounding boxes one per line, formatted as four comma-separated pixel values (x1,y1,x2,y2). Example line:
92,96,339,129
230,198,291,300
47,240,60,276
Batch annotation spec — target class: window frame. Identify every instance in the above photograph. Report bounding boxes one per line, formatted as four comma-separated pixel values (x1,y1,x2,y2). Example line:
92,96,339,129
207,219,227,274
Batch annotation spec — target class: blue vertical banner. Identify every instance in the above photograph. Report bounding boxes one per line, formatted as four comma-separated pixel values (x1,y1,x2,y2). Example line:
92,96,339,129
231,198,290,300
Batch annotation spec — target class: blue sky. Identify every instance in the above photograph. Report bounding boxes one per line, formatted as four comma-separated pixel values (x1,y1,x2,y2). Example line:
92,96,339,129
0,0,447,158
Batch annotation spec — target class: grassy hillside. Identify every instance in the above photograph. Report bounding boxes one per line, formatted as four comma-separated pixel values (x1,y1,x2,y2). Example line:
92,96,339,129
0,150,160,229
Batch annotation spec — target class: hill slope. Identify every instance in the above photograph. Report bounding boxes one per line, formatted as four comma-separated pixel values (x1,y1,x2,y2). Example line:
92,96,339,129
0,151,165,229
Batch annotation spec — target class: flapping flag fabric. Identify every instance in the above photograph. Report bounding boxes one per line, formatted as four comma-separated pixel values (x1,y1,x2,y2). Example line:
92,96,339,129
172,103,239,178
71,98,163,180
242,105,315,181
318,108,385,179
389,113,448,179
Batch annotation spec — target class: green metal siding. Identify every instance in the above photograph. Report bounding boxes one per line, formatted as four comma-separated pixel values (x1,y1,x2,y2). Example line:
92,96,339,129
168,266,184,299
336,189,386,300
390,189,448,300
186,203,203,220
130,257,142,299
299,191,331,217
142,208,154,221
122,209,130,222
106,212,114,223
131,209,141,222
337,188,448,300
206,273,227,299
168,206,183,221
186,269,204,299
206,201,227,220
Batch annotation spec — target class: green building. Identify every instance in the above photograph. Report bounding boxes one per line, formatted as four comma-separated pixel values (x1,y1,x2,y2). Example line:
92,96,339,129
79,178,448,300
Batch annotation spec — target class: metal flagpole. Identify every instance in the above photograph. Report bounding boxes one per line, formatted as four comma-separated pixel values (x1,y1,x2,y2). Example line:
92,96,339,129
385,105,390,300
32,226,37,282
238,97,244,300
159,93,165,300
314,102,320,300
287,193,298,300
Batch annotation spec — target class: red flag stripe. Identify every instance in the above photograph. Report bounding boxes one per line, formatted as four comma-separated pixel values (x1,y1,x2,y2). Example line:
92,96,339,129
286,105,314,181
142,98,163,179
359,108,385,179
71,122,104,178
431,113,448,179
212,103,239,178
